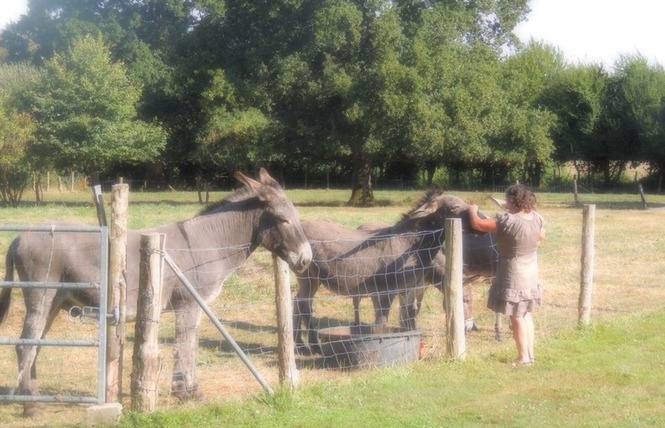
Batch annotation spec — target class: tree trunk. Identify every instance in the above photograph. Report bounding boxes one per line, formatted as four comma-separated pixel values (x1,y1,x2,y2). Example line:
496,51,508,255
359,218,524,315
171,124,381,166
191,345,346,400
33,174,43,206
349,148,373,205
90,168,101,188
532,162,543,188
425,162,436,187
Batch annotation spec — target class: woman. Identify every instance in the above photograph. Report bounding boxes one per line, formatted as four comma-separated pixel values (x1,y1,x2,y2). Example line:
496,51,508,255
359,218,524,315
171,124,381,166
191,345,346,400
468,184,545,367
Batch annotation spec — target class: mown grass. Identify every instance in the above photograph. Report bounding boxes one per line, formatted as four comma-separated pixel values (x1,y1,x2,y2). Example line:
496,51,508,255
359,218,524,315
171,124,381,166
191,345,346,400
116,311,665,428
1,187,664,427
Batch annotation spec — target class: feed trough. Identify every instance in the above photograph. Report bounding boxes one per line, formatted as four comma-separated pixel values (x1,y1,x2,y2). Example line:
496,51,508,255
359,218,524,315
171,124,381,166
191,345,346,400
318,325,423,369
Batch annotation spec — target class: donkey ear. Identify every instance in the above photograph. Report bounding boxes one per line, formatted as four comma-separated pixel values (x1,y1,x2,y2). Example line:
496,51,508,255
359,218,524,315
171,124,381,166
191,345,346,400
258,167,280,187
234,171,263,192
409,200,439,219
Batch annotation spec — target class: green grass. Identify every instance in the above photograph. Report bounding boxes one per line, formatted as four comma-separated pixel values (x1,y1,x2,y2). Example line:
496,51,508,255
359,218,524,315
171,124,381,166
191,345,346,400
114,310,665,428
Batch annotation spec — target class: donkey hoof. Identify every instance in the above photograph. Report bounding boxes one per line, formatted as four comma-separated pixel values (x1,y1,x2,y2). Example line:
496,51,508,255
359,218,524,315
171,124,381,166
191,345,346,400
465,319,479,333
171,385,203,402
309,344,322,355
172,389,203,403
23,402,43,418
295,344,313,356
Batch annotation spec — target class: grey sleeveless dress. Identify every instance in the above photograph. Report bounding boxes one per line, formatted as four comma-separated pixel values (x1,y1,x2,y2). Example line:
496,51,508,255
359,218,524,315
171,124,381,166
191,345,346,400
487,211,544,316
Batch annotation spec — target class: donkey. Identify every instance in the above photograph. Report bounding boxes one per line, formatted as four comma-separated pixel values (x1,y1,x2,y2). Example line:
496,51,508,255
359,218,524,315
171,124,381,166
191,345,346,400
353,225,496,331
356,221,500,336
293,191,470,354
401,231,499,331
0,168,312,416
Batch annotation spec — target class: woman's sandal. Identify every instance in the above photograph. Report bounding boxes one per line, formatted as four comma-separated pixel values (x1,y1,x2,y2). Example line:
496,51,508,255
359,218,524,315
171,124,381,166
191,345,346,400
511,359,533,368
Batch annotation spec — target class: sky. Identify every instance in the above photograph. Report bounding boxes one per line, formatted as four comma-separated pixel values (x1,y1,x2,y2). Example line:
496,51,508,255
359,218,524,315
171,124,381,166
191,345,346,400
0,0,664,69
514,0,665,69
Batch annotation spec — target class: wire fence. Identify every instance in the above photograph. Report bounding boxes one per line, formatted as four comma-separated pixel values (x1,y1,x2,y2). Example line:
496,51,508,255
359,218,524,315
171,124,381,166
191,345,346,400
1,203,664,419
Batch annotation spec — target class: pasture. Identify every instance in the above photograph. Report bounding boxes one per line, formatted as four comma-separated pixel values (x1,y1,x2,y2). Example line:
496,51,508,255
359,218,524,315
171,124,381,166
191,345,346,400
0,187,664,427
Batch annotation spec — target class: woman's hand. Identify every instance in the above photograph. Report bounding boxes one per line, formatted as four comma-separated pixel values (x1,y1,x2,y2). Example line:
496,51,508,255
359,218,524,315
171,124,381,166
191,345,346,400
468,203,497,234
469,204,479,215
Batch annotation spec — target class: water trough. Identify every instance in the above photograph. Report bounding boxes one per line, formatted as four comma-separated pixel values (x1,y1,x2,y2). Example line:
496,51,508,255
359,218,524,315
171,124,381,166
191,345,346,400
318,325,424,369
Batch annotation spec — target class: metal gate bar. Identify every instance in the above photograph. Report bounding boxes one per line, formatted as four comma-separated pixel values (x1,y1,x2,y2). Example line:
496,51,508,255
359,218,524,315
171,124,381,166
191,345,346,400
0,339,99,346
161,250,275,395
0,281,98,289
0,225,108,406
0,395,99,404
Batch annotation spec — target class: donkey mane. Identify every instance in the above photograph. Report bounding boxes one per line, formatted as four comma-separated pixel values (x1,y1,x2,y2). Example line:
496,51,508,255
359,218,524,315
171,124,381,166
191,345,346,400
196,185,263,216
399,189,443,221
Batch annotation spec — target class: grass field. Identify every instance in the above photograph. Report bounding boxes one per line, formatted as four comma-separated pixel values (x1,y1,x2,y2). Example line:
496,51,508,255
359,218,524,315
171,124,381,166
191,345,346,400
0,186,664,427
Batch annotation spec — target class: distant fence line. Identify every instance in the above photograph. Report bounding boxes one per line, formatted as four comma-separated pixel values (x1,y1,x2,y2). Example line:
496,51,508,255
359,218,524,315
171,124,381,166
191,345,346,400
25,170,649,196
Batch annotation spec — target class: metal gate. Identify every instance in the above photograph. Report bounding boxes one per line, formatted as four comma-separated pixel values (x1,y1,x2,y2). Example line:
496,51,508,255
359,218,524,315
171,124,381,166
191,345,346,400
0,224,109,405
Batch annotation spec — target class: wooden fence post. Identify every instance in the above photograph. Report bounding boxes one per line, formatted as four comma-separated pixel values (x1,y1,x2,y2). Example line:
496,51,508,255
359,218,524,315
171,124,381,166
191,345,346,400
130,233,165,412
273,255,299,389
444,218,466,360
93,184,107,227
578,204,596,327
106,183,129,402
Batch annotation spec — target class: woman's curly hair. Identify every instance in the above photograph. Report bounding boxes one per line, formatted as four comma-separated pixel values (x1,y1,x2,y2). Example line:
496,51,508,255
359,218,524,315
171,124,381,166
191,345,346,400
505,184,537,212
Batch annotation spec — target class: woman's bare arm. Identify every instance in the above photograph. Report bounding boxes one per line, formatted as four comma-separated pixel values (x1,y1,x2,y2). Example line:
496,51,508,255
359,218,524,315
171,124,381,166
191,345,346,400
469,204,498,233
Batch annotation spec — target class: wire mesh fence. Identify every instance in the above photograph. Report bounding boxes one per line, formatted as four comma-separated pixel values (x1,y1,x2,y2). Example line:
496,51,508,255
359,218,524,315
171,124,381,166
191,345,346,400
1,201,665,423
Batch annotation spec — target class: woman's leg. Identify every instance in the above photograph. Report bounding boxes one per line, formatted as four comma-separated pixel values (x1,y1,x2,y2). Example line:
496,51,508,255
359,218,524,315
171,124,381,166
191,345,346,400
509,315,530,363
524,312,535,362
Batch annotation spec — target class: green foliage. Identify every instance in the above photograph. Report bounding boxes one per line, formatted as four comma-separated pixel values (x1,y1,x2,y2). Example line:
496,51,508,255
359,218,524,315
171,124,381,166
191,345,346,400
2,0,665,193
0,109,34,206
23,35,166,181
0,62,42,206
542,63,607,163
610,56,665,164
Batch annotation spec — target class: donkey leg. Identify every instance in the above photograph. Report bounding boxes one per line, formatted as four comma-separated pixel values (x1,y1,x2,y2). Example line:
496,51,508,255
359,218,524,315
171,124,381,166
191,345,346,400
305,299,322,356
463,282,478,333
352,296,361,325
494,312,503,341
292,296,307,354
16,289,57,417
293,295,316,354
372,293,394,326
398,287,422,330
294,280,319,354
172,304,204,402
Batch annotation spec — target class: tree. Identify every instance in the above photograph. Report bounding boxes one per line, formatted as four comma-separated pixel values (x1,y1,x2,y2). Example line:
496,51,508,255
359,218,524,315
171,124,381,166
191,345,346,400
494,42,563,187
606,55,665,191
540,63,607,185
1,0,193,182
0,108,36,206
0,62,41,206
187,0,532,202
195,69,272,177
22,34,166,185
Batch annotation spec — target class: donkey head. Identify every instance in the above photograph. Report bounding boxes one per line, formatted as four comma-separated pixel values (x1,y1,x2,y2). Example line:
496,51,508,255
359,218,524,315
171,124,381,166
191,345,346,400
234,168,312,272
407,191,472,232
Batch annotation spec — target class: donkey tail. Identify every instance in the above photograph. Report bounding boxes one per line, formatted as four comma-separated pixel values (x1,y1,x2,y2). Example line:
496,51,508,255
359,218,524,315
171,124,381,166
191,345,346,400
0,240,16,325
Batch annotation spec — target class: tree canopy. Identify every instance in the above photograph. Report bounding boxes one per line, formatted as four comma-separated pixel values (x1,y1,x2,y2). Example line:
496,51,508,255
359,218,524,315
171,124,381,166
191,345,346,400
0,62,41,206
21,34,166,185
2,0,665,201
